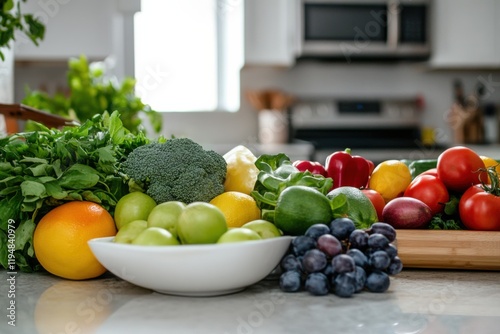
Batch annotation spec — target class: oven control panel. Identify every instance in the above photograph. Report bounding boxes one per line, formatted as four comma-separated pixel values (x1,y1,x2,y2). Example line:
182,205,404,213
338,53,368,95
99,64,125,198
290,97,422,129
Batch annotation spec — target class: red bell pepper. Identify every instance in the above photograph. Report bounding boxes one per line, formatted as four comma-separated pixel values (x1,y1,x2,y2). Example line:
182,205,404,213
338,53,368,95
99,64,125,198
325,148,373,189
292,160,328,177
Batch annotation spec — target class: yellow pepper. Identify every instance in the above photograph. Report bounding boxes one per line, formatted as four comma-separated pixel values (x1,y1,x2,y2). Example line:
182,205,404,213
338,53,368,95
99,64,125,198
223,145,259,195
480,155,500,183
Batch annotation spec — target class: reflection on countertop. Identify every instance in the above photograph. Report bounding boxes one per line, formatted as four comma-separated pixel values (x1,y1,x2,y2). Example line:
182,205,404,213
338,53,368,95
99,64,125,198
2,269,500,334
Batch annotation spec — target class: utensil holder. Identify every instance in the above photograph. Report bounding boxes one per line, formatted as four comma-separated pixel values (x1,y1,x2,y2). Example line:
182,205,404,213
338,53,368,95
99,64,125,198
258,109,288,144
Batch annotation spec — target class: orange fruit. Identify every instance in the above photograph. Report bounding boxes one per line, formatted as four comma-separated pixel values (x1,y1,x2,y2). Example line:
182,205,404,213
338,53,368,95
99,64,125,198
209,191,261,228
33,201,117,280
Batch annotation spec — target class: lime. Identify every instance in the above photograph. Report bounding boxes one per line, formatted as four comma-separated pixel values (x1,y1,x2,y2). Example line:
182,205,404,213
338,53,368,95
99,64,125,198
114,192,157,230
217,228,262,244
131,227,180,246
176,202,228,244
114,220,148,244
327,186,378,229
147,201,186,238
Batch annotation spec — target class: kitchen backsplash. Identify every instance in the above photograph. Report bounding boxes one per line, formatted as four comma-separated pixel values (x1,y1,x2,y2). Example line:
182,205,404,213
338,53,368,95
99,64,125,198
13,60,500,148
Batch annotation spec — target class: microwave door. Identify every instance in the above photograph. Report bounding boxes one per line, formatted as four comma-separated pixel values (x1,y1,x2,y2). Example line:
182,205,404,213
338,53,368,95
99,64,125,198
299,2,390,58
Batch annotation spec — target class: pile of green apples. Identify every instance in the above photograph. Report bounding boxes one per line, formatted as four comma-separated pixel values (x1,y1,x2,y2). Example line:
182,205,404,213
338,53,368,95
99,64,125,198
113,192,283,246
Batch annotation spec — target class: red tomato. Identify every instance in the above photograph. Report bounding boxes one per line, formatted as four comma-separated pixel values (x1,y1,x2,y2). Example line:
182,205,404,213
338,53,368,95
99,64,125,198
404,175,449,216
419,168,438,178
361,189,385,222
459,185,500,231
437,146,487,194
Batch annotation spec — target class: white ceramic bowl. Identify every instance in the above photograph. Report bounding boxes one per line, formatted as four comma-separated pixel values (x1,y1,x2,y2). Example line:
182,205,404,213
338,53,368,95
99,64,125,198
88,236,292,297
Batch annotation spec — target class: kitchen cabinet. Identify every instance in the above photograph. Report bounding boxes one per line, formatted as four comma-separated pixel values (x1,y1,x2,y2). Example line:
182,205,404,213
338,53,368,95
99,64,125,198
244,0,298,67
429,0,500,68
14,0,140,77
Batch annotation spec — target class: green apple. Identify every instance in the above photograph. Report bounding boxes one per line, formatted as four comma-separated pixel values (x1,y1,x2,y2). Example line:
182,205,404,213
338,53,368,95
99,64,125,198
147,201,186,238
217,228,262,244
241,219,282,239
176,202,227,244
131,227,180,246
114,192,157,230
114,219,148,244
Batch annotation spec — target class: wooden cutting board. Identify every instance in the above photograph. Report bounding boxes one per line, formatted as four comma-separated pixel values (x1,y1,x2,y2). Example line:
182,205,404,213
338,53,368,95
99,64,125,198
395,230,500,270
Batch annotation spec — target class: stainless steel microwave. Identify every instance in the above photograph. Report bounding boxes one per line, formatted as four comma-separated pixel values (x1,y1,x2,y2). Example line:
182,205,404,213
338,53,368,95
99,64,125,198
296,0,431,61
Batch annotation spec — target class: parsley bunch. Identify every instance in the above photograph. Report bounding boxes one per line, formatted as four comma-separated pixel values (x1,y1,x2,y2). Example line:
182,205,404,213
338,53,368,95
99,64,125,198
0,111,150,272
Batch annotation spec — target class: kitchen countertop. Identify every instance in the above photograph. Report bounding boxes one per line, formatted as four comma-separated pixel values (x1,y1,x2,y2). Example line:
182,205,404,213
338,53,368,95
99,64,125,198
2,269,500,334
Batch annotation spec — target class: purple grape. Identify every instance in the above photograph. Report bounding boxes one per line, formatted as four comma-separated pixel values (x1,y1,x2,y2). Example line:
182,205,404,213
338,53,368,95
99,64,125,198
305,224,330,240
279,270,302,292
302,249,328,273
384,243,398,260
346,248,368,268
323,263,334,277
368,222,396,242
292,235,317,256
280,253,302,272
332,272,356,298
387,256,403,275
369,250,391,271
329,217,355,240
349,229,369,250
353,266,367,293
365,271,390,293
305,272,330,296
317,234,343,258
331,254,356,275
367,233,390,250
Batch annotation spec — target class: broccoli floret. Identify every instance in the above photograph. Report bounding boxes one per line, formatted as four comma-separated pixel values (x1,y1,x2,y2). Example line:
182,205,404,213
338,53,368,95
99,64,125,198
122,138,227,204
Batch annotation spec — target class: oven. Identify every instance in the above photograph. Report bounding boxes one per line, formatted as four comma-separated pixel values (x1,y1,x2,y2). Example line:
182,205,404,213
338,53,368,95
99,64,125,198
289,96,442,164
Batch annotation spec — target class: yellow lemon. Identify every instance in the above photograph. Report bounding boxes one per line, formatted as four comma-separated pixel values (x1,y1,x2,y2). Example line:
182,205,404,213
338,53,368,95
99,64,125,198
369,160,412,203
209,191,261,228
480,155,500,183
223,145,259,195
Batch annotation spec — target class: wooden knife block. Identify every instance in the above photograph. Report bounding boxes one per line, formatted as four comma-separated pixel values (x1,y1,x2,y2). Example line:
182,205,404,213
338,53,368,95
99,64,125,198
447,102,484,144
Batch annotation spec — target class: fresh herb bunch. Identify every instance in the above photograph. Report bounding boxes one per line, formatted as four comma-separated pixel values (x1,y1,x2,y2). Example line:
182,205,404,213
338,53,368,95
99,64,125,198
0,111,151,272
0,0,45,60
22,55,163,135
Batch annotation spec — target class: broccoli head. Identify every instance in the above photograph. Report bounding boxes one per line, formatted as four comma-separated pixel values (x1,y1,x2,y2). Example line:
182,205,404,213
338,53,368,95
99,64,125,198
122,138,227,204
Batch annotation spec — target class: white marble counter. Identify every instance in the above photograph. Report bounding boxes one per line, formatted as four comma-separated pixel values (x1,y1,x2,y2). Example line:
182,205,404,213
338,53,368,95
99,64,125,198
0,269,500,334
1,269,500,334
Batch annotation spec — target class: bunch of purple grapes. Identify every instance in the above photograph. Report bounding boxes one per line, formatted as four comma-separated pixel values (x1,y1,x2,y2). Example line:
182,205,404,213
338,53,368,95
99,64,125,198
279,218,403,297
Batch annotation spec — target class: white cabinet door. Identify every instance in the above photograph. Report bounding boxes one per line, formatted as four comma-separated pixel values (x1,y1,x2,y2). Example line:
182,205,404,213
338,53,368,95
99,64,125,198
14,0,138,62
244,0,298,66
430,0,500,68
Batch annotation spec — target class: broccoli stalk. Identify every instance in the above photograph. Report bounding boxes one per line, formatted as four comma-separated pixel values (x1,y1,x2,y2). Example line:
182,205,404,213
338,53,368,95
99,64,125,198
122,138,227,204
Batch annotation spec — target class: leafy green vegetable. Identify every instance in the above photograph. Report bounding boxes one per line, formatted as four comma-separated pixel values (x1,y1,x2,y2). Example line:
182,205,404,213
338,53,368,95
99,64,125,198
0,111,150,272
428,195,463,230
22,55,162,134
0,0,45,61
251,153,333,212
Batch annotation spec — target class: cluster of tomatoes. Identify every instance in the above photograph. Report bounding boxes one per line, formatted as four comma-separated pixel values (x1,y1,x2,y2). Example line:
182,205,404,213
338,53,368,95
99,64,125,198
389,146,498,231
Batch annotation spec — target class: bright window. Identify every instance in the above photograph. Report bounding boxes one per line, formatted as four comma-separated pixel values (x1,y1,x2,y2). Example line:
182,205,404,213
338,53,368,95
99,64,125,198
134,0,243,112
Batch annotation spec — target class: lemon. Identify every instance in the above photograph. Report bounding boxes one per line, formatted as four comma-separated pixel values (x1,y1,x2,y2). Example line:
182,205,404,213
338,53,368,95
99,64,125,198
369,160,412,203
223,145,259,195
209,191,261,228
